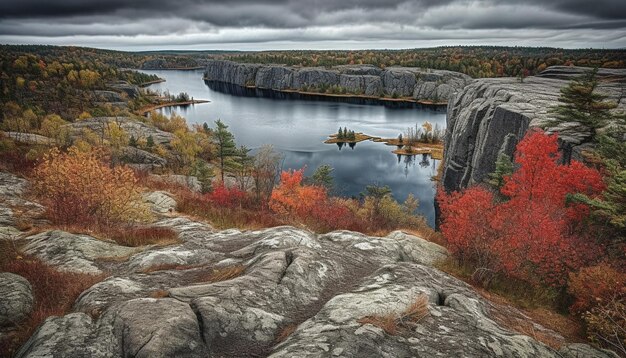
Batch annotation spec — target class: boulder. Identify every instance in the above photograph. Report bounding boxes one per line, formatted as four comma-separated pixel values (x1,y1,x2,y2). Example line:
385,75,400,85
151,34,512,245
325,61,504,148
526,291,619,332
21,230,138,274
147,174,202,192
142,191,176,214
0,273,33,327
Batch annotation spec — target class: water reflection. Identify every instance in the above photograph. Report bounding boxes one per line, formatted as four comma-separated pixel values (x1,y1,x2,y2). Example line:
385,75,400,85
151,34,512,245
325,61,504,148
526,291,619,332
140,69,446,226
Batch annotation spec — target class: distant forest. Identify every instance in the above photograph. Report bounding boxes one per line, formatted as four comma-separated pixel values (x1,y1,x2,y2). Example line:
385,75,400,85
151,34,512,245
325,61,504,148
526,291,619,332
225,46,626,78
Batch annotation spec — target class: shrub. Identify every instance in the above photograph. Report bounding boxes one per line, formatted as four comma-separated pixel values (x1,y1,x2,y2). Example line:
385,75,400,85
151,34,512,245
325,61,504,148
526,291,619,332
569,264,625,315
32,147,150,228
207,184,246,208
438,130,605,287
568,264,625,354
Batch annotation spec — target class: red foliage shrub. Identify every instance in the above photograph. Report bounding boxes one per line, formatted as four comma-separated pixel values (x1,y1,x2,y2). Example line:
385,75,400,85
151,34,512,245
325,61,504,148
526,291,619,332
438,130,605,287
437,186,497,266
207,184,246,208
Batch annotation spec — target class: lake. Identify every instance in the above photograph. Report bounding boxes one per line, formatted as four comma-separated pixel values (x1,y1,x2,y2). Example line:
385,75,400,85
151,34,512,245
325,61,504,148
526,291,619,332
141,69,446,226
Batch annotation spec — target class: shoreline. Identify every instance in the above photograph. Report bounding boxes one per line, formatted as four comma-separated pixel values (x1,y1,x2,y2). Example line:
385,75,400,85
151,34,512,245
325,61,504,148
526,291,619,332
204,78,448,109
137,100,210,115
138,78,166,87
141,66,205,71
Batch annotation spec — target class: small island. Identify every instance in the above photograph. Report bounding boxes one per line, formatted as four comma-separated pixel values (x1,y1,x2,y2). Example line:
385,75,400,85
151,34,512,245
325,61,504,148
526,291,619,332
323,127,378,144
325,122,444,160
137,90,209,115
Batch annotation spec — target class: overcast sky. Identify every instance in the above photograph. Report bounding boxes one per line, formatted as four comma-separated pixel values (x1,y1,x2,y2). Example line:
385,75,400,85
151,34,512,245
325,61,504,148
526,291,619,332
0,0,625,51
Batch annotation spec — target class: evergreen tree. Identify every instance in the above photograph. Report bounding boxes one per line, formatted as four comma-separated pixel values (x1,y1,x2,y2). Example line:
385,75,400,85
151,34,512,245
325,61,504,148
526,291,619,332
488,153,514,189
192,160,215,193
549,69,617,141
128,134,138,147
146,135,154,148
311,164,334,190
213,119,237,182
337,127,344,139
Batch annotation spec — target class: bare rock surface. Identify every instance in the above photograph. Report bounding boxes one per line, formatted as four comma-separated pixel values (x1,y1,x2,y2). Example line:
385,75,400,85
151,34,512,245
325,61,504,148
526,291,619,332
68,117,174,146
442,66,626,191
12,220,615,358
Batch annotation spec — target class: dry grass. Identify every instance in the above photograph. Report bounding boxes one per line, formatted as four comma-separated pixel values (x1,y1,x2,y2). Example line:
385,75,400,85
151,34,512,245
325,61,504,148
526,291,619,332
275,323,298,343
0,240,107,358
194,264,246,283
358,314,399,335
149,289,170,298
357,294,430,336
106,226,179,247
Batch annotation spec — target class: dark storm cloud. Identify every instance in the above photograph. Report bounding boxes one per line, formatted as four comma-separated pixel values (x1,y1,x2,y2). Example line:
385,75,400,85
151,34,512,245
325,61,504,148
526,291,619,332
0,0,624,49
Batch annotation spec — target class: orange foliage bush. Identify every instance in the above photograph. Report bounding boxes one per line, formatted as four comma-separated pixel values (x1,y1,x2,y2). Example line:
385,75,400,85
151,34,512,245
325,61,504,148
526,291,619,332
269,169,364,232
32,147,150,228
269,169,327,217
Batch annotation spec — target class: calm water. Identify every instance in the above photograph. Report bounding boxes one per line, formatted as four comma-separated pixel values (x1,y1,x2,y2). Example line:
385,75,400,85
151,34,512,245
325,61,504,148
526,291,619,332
141,69,446,226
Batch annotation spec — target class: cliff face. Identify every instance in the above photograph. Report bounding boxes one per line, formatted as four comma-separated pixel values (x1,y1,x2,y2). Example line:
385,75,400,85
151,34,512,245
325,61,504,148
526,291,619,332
204,60,472,102
442,66,626,192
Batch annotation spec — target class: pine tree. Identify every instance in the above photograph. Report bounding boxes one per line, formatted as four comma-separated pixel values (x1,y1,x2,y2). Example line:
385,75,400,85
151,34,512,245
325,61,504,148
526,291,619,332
213,119,237,182
337,127,344,139
549,68,617,141
488,153,514,189
311,164,334,190
128,135,138,147
146,135,154,148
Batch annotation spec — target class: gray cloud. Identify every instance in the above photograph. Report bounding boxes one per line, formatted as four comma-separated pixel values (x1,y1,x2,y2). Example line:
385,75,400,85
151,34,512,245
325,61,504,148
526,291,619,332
0,0,624,49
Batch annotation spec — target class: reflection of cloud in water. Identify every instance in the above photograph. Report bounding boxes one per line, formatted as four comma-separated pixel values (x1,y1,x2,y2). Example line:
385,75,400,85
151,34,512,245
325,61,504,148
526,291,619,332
283,141,438,226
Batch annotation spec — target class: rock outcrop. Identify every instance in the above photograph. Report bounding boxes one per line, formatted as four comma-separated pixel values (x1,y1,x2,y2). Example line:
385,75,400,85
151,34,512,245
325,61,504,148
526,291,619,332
0,273,33,328
442,66,626,191
10,220,613,357
204,60,472,103
68,117,174,146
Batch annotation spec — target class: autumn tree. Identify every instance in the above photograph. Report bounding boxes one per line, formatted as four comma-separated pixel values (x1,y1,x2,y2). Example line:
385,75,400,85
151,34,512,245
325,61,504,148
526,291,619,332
32,147,150,227
269,169,327,218
438,130,605,287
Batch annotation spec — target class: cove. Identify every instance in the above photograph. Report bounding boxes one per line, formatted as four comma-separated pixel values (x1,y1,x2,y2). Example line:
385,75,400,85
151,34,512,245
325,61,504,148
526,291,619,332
141,69,446,227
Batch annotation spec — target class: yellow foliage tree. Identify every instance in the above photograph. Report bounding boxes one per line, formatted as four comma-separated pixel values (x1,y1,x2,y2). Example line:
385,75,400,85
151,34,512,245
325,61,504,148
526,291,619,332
32,147,150,227
39,114,70,146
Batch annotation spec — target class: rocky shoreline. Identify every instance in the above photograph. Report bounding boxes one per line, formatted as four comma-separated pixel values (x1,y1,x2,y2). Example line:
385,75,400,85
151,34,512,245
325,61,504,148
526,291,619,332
204,60,472,104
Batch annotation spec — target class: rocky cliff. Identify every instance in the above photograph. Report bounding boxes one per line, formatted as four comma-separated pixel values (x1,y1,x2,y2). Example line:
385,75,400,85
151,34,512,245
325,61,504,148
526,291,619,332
0,171,617,358
442,66,626,192
204,60,472,103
